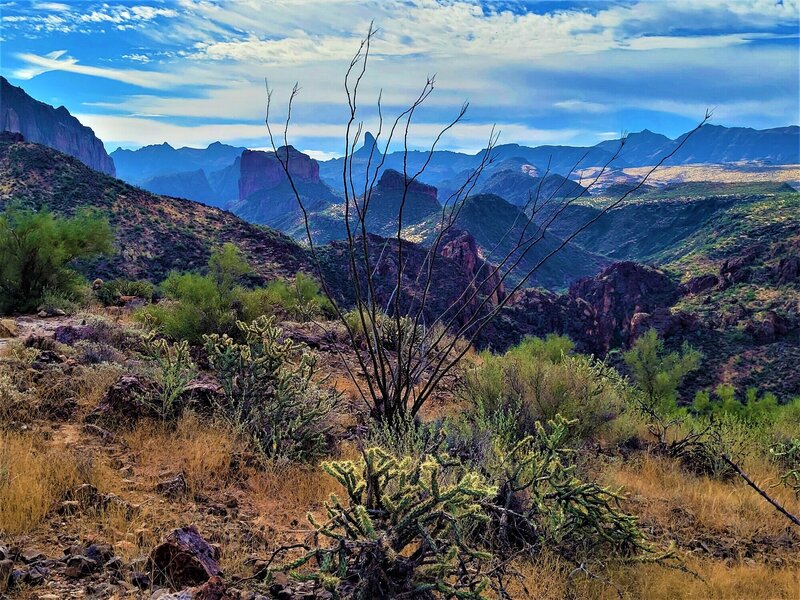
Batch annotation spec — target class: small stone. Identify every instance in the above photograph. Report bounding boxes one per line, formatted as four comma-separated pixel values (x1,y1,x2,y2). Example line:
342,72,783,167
0,559,13,593
131,571,151,589
64,554,97,578
155,472,188,499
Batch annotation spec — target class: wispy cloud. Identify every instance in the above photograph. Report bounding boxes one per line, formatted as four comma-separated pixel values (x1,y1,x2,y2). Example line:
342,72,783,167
12,51,177,89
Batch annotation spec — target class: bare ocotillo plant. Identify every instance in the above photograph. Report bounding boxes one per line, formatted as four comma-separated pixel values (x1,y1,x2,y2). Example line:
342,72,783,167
265,25,710,425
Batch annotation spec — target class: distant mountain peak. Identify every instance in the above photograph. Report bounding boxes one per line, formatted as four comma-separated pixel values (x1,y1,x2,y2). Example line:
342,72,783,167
377,168,438,201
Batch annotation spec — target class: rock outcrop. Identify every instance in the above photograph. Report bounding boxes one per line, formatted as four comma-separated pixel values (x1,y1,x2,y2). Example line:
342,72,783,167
230,146,338,227
482,261,679,354
149,526,221,588
0,76,115,176
440,230,506,304
238,146,319,200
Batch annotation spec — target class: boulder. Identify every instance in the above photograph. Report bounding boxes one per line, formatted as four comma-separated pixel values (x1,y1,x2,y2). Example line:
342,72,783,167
0,319,17,338
773,256,800,285
148,526,221,588
85,375,158,424
180,376,224,413
150,576,233,600
679,274,719,295
156,472,189,499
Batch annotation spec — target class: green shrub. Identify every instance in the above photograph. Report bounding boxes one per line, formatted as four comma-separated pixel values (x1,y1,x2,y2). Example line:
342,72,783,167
623,329,700,415
0,205,113,314
482,415,658,561
240,273,333,323
283,416,662,598
137,243,249,343
95,279,156,306
692,385,781,423
38,287,88,315
461,335,626,442
203,316,338,462
139,331,197,421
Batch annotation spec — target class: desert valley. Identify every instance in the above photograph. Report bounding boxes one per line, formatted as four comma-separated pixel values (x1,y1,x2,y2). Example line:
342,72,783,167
0,2,799,599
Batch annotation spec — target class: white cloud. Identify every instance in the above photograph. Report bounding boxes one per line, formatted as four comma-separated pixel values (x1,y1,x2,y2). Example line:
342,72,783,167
13,52,178,89
554,100,609,114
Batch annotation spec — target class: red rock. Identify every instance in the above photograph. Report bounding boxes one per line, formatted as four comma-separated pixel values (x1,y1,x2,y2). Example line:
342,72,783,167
238,146,319,200
148,526,222,588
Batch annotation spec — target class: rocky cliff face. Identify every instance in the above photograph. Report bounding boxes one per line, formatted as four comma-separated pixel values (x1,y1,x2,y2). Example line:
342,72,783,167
374,169,438,203
481,261,680,354
0,77,115,176
238,146,320,200
231,146,338,228
440,230,506,305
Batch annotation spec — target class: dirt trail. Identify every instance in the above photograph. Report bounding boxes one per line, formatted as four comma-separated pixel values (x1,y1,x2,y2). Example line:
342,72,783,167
0,314,90,351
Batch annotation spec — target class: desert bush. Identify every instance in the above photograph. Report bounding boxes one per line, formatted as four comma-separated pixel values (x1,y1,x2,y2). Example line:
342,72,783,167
479,415,657,562
624,329,700,415
39,286,90,315
770,439,800,496
283,446,497,599
138,243,249,343
462,335,626,442
0,371,30,425
73,339,123,364
204,315,338,462
343,308,419,352
241,273,333,323
0,204,113,314
364,412,446,457
95,278,156,306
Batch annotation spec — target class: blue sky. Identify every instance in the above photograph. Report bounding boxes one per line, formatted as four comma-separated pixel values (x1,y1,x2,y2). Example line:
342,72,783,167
1,0,798,158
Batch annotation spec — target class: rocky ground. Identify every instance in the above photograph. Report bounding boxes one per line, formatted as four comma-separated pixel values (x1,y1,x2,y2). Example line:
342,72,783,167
1,309,798,600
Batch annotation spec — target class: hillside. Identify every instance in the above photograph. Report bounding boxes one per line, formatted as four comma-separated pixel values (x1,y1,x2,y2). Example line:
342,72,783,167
0,132,308,283
477,168,589,207
406,193,608,290
139,169,219,207
484,186,800,398
0,133,503,324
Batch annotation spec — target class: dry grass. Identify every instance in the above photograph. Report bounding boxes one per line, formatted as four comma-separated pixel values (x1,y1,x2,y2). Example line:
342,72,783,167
604,454,800,544
580,559,800,599
247,462,344,519
504,553,800,600
0,430,119,536
72,363,126,412
123,413,239,495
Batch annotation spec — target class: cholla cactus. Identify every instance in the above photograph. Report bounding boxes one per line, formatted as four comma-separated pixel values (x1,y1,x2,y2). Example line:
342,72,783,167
203,315,337,462
487,415,659,561
285,447,497,599
771,440,800,496
141,334,196,420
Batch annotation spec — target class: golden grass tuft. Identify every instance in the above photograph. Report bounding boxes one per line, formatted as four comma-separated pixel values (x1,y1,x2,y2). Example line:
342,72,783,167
504,553,800,600
123,413,238,495
0,430,119,536
604,454,800,542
